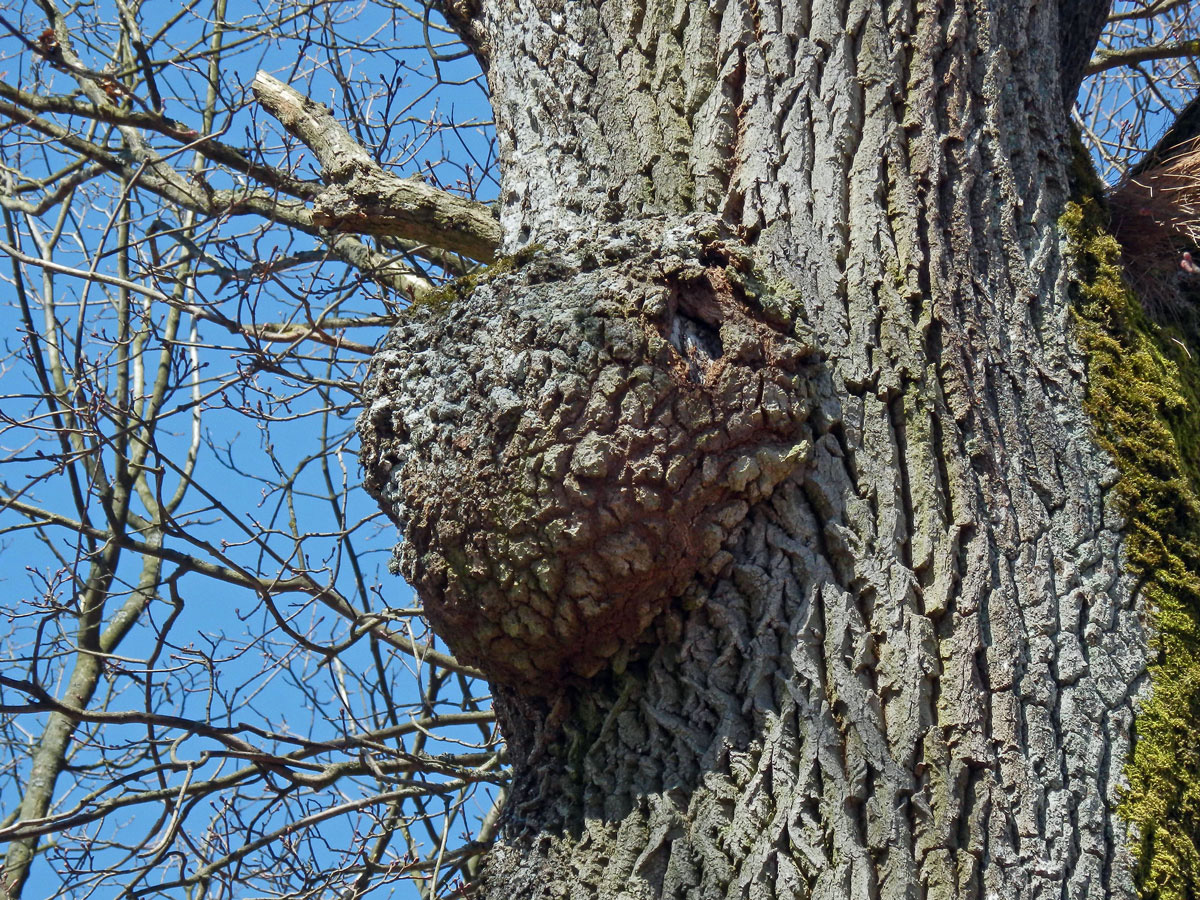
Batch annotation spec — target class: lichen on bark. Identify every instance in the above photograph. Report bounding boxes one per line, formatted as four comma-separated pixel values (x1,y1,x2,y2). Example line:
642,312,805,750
1065,170,1200,900
358,217,819,688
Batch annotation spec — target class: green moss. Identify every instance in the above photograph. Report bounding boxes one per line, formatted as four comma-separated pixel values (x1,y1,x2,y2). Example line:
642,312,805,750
1065,170,1200,900
407,244,544,313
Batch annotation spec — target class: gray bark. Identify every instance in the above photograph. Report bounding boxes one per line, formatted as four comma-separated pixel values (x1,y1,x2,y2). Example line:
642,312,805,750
251,72,502,261
360,1,1148,898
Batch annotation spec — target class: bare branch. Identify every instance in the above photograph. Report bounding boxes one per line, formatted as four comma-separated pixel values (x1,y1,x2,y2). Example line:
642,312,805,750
0,4,505,896
0,78,320,199
1086,37,1200,74
251,71,501,261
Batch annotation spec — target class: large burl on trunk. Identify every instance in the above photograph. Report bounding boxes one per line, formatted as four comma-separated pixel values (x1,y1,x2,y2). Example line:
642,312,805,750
359,220,819,687
359,2,1153,898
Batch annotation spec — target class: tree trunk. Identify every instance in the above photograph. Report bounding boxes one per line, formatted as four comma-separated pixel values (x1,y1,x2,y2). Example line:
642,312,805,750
361,1,1152,897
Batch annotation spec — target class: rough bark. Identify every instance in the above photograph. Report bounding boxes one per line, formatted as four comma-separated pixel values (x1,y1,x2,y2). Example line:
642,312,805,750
360,1,1149,898
360,221,819,687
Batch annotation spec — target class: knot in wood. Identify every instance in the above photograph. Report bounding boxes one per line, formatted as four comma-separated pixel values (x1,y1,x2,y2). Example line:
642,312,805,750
358,225,818,689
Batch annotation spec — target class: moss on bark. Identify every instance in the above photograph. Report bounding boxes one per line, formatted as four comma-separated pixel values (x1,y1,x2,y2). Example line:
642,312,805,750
1065,178,1200,899
408,244,545,313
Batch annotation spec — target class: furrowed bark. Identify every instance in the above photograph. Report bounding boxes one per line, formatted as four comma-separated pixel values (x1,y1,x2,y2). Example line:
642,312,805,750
360,2,1148,898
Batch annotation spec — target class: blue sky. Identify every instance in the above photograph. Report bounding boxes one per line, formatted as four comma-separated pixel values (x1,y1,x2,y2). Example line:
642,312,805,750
0,2,502,896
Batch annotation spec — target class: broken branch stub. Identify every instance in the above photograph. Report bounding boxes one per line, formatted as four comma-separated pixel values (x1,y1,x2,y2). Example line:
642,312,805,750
358,218,818,689
250,71,501,261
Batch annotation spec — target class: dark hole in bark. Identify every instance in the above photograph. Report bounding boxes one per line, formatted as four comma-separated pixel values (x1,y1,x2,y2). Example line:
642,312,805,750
661,268,732,382
667,312,723,382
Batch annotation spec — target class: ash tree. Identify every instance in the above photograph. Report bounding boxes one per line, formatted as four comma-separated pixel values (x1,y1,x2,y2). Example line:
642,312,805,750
2,1,1200,899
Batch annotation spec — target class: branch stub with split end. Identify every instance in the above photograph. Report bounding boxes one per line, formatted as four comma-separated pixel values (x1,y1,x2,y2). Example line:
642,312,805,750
358,218,818,690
